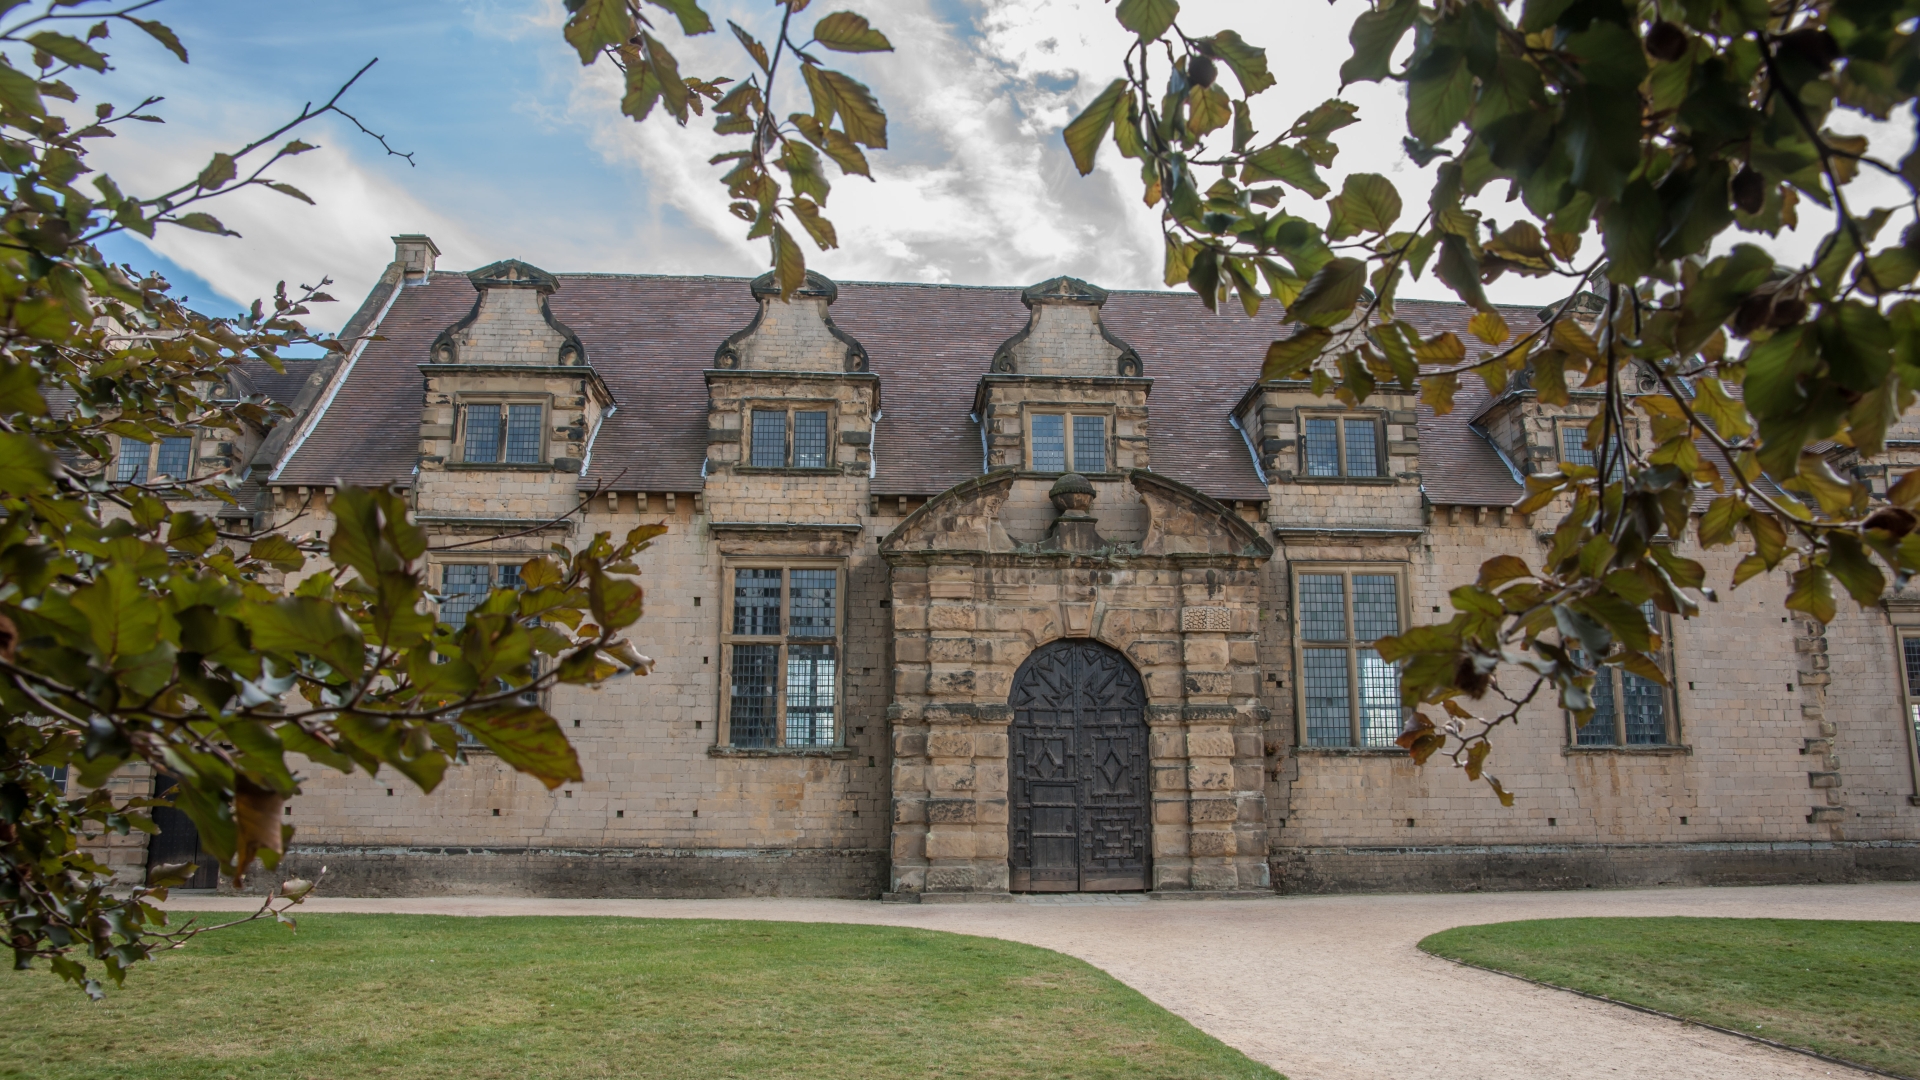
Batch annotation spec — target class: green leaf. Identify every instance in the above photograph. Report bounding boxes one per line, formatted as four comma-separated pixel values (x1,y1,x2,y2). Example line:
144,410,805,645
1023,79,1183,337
173,212,233,235
1469,309,1509,345
1407,54,1472,144
789,197,838,250
1284,257,1367,327
1784,564,1837,624
459,704,582,788
1600,180,1660,283
1206,30,1275,95
131,18,189,62
1115,0,1179,41
165,512,217,556
70,563,160,663
28,32,107,72
0,63,42,116
647,0,714,35
1188,85,1232,136
1435,234,1490,311
641,33,690,123
246,597,366,678
247,534,306,573
771,223,806,301
1325,173,1401,239
563,0,633,64
1241,143,1328,198
0,432,53,495
812,11,892,52
1261,326,1332,382
819,68,886,147
1063,79,1126,176
1827,533,1886,607
1341,0,1418,86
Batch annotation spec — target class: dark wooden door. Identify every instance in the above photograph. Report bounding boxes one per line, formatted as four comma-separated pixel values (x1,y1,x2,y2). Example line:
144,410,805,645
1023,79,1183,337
147,774,219,889
1009,640,1149,892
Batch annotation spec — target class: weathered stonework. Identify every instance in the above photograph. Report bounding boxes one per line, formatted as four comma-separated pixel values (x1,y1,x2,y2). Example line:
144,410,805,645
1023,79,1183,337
84,241,1920,898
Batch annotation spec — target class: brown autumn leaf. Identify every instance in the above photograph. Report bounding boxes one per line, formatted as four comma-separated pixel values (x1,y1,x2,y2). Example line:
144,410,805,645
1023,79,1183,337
233,779,286,886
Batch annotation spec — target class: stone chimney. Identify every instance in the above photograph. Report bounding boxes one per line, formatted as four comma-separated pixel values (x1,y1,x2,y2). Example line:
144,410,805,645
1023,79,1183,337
392,234,439,283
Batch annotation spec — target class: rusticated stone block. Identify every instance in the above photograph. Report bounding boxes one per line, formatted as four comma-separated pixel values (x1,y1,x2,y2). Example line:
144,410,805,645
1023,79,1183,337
926,798,977,823
1188,829,1236,857
1188,797,1240,823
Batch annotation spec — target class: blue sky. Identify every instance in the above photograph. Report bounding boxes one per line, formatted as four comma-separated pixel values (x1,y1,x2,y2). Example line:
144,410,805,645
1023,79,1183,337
84,1,1909,332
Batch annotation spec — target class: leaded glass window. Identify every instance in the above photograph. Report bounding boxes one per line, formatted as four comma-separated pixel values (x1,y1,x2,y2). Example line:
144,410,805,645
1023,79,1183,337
793,410,829,468
1905,637,1920,785
116,440,149,483
439,564,494,629
1028,411,1108,472
504,404,543,464
1294,568,1405,747
722,564,845,749
1031,413,1066,471
1300,414,1383,477
1072,415,1106,472
750,409,787,467
1570,603,1673,746
464,404,502,463
155,437,194,478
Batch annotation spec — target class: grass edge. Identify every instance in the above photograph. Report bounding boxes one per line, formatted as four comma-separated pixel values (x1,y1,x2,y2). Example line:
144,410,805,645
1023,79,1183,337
1414,942,1914,1080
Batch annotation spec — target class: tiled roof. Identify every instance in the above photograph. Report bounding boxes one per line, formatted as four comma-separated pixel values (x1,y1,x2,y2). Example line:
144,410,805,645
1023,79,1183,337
237,358,323,407
275,272,1538,505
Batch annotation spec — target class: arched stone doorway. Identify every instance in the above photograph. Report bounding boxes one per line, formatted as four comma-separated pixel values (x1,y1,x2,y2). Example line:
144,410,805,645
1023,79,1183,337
1008,639,1150,892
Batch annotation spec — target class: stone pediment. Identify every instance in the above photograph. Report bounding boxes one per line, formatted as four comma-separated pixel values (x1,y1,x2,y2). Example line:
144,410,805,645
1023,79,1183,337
990,275,1142,378
430,258,585,366
1131,470,1271,558
881,468,1270,563
881,470,1018,554
713,270,870,373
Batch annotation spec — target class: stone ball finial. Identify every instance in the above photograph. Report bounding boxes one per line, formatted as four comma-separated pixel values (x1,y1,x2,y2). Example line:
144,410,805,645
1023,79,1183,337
1049,471,1095,514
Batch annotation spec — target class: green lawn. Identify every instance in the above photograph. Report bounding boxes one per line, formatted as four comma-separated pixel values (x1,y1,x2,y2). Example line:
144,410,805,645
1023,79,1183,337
1420,917,1920,1078
0,914,1281,1080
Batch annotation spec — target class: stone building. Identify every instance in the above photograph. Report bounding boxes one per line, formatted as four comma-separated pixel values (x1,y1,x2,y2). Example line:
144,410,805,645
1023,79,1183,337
118,234,1920,897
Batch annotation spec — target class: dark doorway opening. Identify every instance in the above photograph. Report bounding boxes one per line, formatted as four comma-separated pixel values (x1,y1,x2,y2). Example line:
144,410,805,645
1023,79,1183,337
1008,638,1150,892
147,774,220,889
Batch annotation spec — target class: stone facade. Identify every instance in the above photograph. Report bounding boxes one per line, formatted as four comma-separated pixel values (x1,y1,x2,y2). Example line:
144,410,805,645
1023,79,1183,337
88,236,1920,897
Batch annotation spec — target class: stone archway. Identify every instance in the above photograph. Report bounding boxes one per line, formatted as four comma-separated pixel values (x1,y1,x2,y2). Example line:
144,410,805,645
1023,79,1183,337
1008,639,1150,892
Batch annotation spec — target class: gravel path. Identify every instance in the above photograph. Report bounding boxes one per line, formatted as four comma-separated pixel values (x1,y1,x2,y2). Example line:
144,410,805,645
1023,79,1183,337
167,882,1920,1080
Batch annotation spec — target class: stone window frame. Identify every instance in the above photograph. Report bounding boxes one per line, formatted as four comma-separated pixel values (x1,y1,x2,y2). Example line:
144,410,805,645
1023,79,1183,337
113,432,199,484
1889,622,1920,802
741,397,839,472
1555,416,1628,478
1022,403,1114,474
1561,608,1685,751
1289,562,1411,750
716,557,848,752
449,391,551,469
1293,408,1389,482
428,557,545,744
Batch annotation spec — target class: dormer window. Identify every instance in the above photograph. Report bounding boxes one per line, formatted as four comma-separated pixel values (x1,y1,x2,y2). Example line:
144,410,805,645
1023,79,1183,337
1029,412,1106,473
115,435,196,484
1300,412,1383,478
457,398,546,465
749,407,831,469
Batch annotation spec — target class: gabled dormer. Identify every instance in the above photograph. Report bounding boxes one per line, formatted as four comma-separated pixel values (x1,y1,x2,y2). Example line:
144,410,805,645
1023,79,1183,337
974,277,1149,476
413,259,614,520
703,271,878,522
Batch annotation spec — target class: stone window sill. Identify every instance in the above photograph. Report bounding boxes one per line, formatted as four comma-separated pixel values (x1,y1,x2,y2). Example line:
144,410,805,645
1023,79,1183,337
1562,744,1692,755
708,745,855,759
1278,476,1397,485
446,461,559,472
733,466,848,476
1292,746,1408,756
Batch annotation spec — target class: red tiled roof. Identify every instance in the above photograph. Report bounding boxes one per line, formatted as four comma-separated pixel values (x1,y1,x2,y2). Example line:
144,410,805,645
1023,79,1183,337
275,272,1533,505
